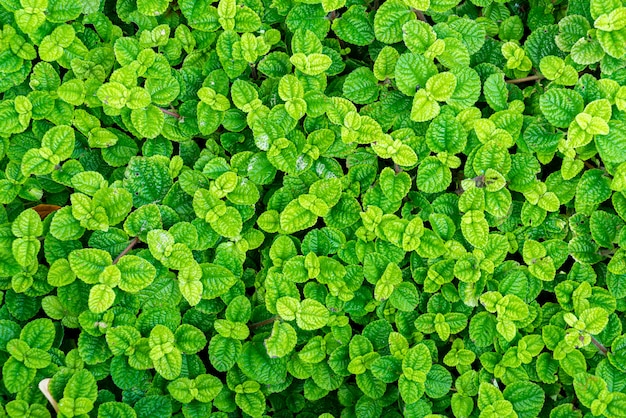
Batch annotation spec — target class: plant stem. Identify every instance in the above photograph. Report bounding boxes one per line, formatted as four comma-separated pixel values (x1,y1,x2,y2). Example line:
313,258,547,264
583,160,596,169
113,237,139,264
160,107,181,119
599,248,615,257
591,336,608,355
411,8,427,22
506,74,545,84
249,315,279,329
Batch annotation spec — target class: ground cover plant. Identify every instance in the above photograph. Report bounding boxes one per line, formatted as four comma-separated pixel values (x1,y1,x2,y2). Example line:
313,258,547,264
2,0,626,416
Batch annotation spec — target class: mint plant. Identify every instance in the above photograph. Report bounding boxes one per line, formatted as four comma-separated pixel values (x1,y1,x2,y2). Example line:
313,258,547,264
1,0,626,416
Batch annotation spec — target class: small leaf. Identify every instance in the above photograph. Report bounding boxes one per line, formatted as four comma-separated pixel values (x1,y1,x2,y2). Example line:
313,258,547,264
296,299,330,330
265,321,297,358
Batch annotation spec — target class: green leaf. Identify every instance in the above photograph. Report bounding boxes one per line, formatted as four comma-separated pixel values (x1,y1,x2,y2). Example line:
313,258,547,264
131,105,165,139
214,319,249,340
147,229,194,269
574,372,606,407
579,307,609,334
69,249,112,284
483,73,509,112
2,357,36,393
11,237,41,267
596,121,626,164
596,22,626,59
116,255,156,293
211,206,242,238
70,193,109,231
402,343,431,383
231,79,259,111
540,88,585,128
123,204,162,241
540,56,578,85
63,369,98,401
395,52,438,97
146,76,180,106
278,75,304,102
425,113,467,154
296,299,330,330
379,168,411,202
403,20,436,54
179,0,219,31
126,87,152,110
576,169,612,215
425,364,453,398
178,267,203,306
236,391,266,417
208,334,240,372
411,89,440,122
12,210,42,239
280,200,317,234
343,67,379,104
470,312,498,347
137,0,170,16
89,284,116,313
373,0,414,44
98,402,137,418
417,157,452,193
461,210,489,248
58,79,86,106
106,325,141,357
171,374,222,403
264,321,297,358
590,0,622,19
21,318,55,350
332,6,375,46
200,263,238,299
124,156,172,207
375,262,403,301
289,53,332,76
238,341,287,384
93,187,133,226
503,381,545,418
97,82,129,109
276,296,300,320
149,325,182,380
175,324,207,353
373,46,400,81
1,1,625,414
427,72,457,102
47,258,76,287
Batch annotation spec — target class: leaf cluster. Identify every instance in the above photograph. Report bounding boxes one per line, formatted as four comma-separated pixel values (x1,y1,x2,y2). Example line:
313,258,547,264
2,0,626,417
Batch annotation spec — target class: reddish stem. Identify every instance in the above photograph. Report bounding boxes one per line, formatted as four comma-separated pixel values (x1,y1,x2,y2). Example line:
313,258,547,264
583,160,596,169
591,336,608,355
411,8,427,22
160,107,181,119
249,316,279,329
113,237,139,264
506,74,545,84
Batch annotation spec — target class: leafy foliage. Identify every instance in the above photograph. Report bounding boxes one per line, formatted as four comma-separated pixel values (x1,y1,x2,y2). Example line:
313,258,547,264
1,0,626,416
